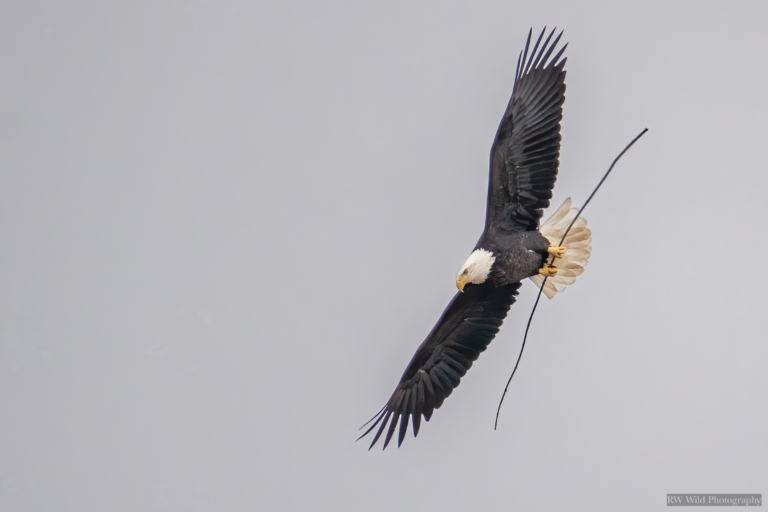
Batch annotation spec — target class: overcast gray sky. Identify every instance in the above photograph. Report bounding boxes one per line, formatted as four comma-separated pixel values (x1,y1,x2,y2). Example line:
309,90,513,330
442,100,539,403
1,1,767,511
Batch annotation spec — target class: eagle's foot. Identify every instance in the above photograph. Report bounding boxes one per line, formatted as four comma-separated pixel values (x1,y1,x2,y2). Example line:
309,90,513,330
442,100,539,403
539,265,558,277
547,246,565,258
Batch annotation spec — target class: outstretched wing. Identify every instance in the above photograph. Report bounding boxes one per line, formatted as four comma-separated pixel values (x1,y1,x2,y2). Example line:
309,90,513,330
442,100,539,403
485,27,568,233
359,282,520,450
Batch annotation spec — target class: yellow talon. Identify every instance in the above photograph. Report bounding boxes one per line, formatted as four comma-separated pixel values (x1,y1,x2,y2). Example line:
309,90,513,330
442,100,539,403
548,246,565,258
539,265,558,277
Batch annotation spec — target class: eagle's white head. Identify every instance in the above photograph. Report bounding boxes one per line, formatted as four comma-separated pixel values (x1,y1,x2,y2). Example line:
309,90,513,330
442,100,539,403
455,249,496,292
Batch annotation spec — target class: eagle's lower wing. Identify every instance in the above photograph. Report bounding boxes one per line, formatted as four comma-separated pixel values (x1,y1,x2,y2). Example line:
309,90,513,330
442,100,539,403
485,28,568,232
359,282,521,449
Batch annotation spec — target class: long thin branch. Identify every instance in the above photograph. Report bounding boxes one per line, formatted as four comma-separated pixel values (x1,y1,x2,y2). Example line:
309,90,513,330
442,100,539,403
494,127,649,430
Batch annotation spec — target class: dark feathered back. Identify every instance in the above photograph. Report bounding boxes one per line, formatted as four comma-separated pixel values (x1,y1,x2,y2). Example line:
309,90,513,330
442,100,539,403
485,28,567,233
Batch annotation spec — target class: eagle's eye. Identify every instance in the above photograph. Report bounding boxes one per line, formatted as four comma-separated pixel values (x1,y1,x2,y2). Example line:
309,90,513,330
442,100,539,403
462,269,469,276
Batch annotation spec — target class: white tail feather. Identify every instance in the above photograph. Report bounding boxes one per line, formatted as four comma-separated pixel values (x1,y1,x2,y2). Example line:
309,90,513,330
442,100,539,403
529,197,592,299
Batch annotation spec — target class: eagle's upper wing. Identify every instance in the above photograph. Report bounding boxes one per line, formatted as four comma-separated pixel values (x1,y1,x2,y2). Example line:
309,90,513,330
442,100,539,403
359,283,520,449
485,28,568,233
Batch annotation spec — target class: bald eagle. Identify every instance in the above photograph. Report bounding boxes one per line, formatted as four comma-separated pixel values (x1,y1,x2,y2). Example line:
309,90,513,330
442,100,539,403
360,28,592,449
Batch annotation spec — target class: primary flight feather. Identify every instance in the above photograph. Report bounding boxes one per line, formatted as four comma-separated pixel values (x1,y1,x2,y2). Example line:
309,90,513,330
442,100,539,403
360,28,592,450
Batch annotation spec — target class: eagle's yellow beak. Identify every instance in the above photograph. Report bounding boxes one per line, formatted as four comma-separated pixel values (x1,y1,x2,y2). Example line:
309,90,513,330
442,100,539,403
456,275,468,293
